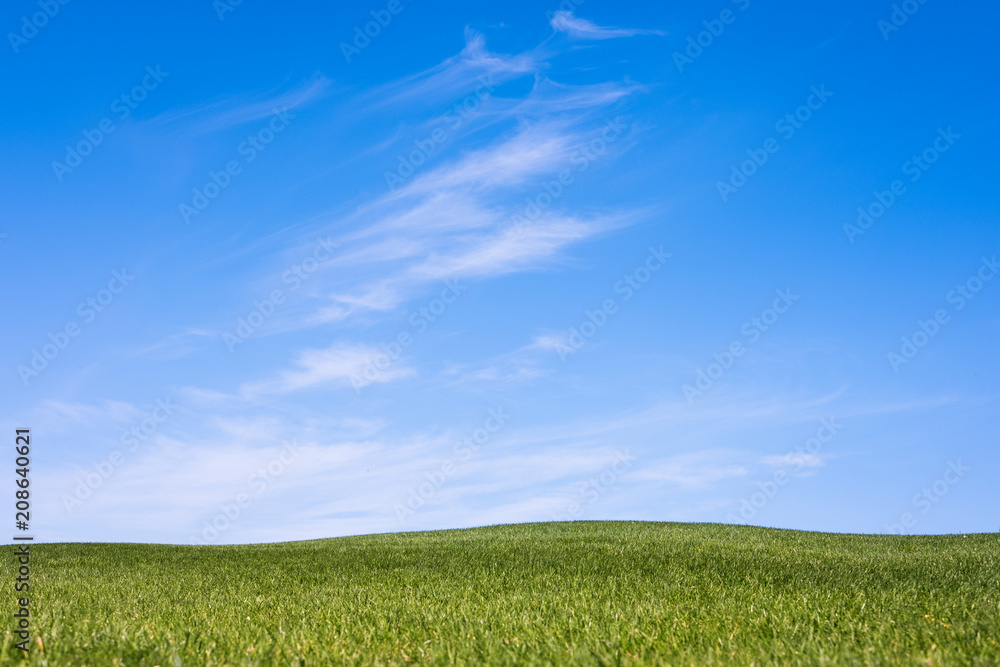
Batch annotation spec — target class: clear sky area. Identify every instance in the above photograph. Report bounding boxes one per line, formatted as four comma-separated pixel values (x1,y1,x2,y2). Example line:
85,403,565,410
2,0,997,543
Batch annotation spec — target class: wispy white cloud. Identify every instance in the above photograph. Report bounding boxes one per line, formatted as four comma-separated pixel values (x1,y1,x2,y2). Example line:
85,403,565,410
440,336,561,387
365,29,541,109
530,332,572,353
761,452,825,468
148,74,332,134
293,118,636,323
631,450,749,487
30,368,971,543
130,328,216,360
503,78,644,119
391,124,578,197
241,343,415,396
37,399,140,429
181,30,645,337
550,11,665,40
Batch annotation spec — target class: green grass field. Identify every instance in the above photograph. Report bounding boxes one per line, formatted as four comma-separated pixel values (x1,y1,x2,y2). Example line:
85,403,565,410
2,521,998,665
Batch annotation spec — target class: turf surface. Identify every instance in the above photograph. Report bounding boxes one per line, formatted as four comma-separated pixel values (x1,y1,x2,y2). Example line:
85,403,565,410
2,521,998,665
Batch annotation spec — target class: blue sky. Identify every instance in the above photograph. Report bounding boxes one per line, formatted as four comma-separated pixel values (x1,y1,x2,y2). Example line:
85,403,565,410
2,0,997,544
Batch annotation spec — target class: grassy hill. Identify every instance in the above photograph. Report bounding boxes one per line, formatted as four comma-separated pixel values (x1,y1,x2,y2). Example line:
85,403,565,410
2,521,998,665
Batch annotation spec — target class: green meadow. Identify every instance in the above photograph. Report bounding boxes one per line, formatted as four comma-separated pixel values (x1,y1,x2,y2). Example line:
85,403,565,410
2,521,998,665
